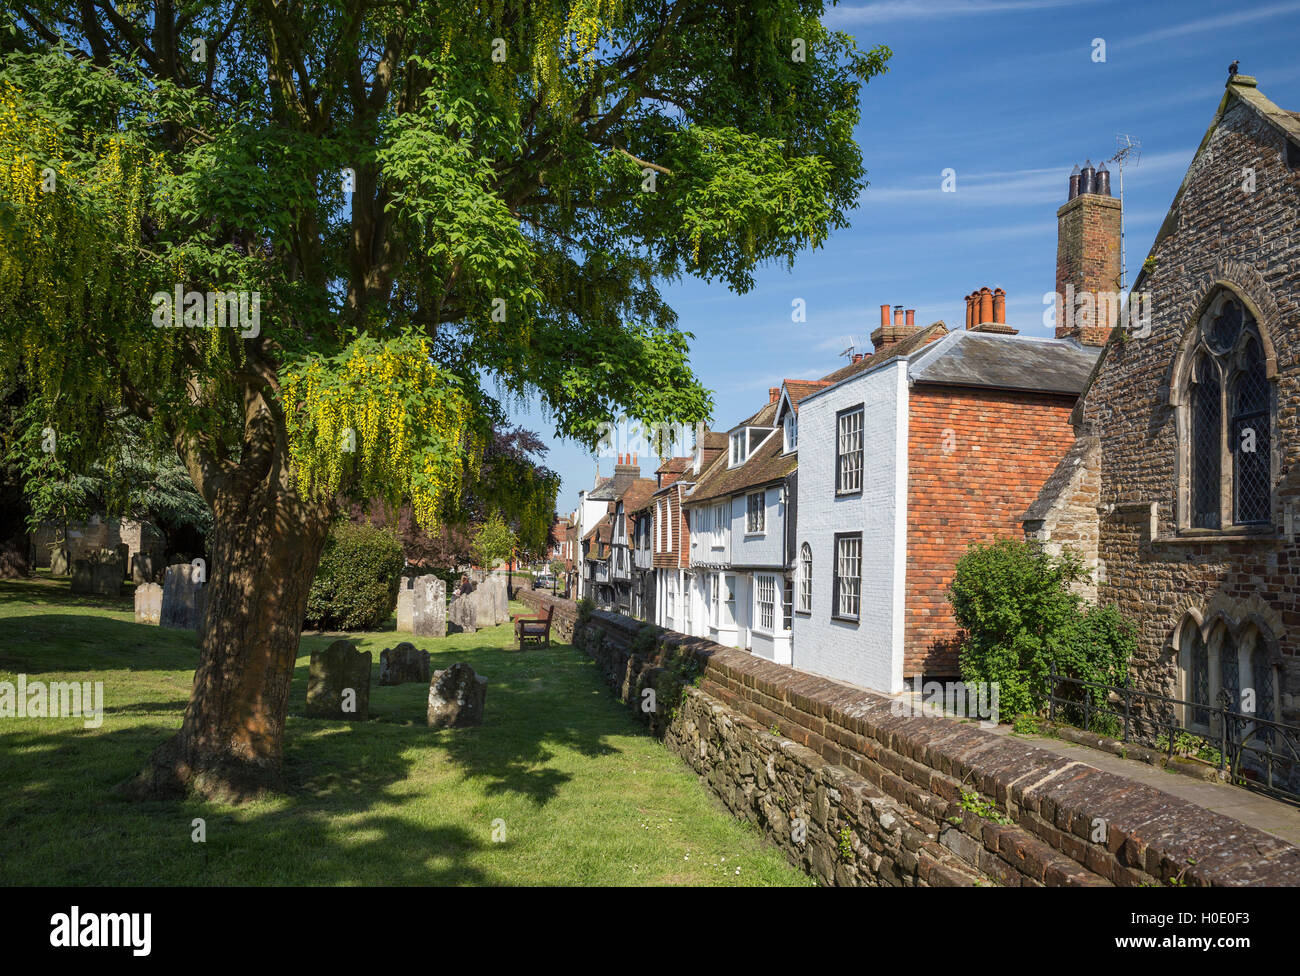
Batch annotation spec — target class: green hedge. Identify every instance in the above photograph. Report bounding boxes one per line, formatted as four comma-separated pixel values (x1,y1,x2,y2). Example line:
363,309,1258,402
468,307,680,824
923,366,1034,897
948,538,1134,726
305,522,405,631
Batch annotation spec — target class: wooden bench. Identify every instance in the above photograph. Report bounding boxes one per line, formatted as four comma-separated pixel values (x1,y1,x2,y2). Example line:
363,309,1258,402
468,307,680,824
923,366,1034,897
514,605,554,649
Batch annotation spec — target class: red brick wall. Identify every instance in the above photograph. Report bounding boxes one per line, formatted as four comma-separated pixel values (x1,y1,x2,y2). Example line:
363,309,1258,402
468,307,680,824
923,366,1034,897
906,385,1078,677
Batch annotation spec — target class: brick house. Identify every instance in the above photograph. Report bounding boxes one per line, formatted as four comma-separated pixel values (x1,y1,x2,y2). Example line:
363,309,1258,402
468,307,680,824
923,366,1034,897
1025,75,1300,749
792,301,1098,693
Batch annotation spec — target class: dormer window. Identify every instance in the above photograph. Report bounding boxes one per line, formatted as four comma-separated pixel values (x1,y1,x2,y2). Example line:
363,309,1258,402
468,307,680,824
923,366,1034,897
730,431,747,466
783,412,797,453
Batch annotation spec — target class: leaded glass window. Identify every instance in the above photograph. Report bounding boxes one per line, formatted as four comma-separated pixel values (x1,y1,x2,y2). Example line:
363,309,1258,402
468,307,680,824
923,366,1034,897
1184,291,1272,529
1190,628,1210,727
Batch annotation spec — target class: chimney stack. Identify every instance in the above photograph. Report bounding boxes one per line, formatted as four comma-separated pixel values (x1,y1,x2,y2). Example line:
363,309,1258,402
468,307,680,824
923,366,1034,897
871,302,922,353
1056,156,1122,345
965,286,1017,334
769,386,780,403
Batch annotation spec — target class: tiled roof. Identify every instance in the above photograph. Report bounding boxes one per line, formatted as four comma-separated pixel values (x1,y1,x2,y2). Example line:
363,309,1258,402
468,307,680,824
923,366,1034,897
816,323,949,387
783,379,832,411
656,457,692,475
907,330,1100,395
687,424,793,506
618,478,659,524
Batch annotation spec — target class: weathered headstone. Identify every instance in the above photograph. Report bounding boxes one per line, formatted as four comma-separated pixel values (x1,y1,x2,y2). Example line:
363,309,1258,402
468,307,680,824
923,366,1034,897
491,576,508,625
161,563,203,629
49,547,70,577
379,641,431,686
413,575,447,637
427,662,487,729
71,548,123,596
115,543,131,580
130,551,160,585
134,582,163,625
396,577,416,633
447,588,479,634
305,639,371,720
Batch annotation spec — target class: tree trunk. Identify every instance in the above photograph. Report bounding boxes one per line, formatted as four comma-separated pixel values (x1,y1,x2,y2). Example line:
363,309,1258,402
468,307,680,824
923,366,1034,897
123,471,331,802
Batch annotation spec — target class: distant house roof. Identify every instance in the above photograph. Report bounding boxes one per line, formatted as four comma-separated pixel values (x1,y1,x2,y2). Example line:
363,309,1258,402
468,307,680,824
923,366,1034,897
656,457,692,475
798,323,949,408
687,402,794,505
618,478,659,524
907,330,1100,395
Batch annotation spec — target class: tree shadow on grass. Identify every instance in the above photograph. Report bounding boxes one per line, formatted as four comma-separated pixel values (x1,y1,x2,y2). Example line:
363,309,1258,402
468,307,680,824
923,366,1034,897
288,631,632,808
0,722,493,885
0,575,136,615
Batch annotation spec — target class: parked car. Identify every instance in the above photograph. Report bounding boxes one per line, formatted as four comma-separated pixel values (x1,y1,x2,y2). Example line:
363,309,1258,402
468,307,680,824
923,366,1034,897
533,573,555,590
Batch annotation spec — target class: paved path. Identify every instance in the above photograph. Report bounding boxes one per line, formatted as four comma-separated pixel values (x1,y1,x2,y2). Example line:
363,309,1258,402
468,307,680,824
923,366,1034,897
990,725,1300,847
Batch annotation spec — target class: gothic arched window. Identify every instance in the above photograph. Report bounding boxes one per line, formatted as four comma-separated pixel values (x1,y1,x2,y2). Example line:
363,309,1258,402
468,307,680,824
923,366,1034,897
1183,291,1273,529
797,543,812,613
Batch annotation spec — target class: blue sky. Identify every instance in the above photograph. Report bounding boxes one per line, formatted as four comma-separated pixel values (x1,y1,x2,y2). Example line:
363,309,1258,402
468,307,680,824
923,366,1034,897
511,0,1300,515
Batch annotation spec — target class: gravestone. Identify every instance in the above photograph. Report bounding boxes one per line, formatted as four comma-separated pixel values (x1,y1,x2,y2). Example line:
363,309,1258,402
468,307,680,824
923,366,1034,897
115,543,131,580
427,662,487,729
134,582,162,625
70,548,123,596
490,576,508,625
396,578,416,633
379,641,431,686
161,563,203,629
49,547,70,577
131,551,160,585
305,639,371,720
412,575,447,637
447,587,479,634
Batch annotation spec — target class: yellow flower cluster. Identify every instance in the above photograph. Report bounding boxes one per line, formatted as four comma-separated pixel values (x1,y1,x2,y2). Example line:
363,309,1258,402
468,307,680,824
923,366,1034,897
280,335,483,529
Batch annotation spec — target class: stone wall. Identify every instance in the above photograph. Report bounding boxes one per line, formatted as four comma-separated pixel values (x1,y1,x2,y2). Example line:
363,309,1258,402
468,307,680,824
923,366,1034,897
31,516,165,574
576,608,1300,887
516,589,579,645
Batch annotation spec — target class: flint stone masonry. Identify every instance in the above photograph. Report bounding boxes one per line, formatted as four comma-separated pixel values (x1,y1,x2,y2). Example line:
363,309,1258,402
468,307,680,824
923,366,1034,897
70,549,124,596
427,662,487,729
380,641,431,686
305,639,371,720
411,576,446,638
161,563,204,629
134,582,162,625
574,603,1300,887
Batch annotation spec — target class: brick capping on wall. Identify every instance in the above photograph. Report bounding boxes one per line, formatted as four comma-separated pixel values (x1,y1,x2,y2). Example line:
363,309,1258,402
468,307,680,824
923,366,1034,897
525,591,1300,886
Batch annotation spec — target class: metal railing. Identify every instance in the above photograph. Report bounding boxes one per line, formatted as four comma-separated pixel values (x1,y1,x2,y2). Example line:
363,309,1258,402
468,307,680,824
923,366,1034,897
1044,664,1300,805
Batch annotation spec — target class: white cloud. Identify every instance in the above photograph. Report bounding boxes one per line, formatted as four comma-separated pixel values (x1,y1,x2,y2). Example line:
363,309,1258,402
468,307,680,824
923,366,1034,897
1116,2,1300,49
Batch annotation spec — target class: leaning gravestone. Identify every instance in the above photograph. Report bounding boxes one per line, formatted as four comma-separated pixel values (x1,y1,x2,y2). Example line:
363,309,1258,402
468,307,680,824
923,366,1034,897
427,662,487,729
396,578,416,633
71,549,123,596
379,641,431,686
134,582,162,625
161,563,203,629
412,575,447,638
305,639,371,720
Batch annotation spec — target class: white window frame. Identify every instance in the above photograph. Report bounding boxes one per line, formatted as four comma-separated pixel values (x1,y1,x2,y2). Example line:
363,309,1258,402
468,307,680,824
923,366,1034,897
730,430,747,467
837,406,864,495
798,543,812,613
755,574,776,633
834,534,862,621
784,412,797,453
746,491,766,535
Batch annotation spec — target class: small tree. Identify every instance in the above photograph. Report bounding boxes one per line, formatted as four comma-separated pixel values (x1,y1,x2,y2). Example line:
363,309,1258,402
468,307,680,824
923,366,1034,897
948,539,1134,725
471,514,517,573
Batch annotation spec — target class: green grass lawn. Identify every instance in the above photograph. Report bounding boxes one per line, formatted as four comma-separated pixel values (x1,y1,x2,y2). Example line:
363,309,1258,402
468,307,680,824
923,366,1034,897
0,573,811,886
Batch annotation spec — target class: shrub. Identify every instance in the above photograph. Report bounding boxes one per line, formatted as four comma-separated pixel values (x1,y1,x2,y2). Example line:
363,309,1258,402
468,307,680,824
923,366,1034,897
576,595,595,628
305,522,405,631
948,539,1134,724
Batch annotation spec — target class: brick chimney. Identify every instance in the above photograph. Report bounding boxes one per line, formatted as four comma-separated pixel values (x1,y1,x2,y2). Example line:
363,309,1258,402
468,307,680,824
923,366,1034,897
1055,158,1122,345
871,302,921,353
769,386,780,403
612,452,640,490
965,286,1017,335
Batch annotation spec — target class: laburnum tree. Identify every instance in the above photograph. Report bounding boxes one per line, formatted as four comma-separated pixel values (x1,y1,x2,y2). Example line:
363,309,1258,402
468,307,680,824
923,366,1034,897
0,2,889,799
